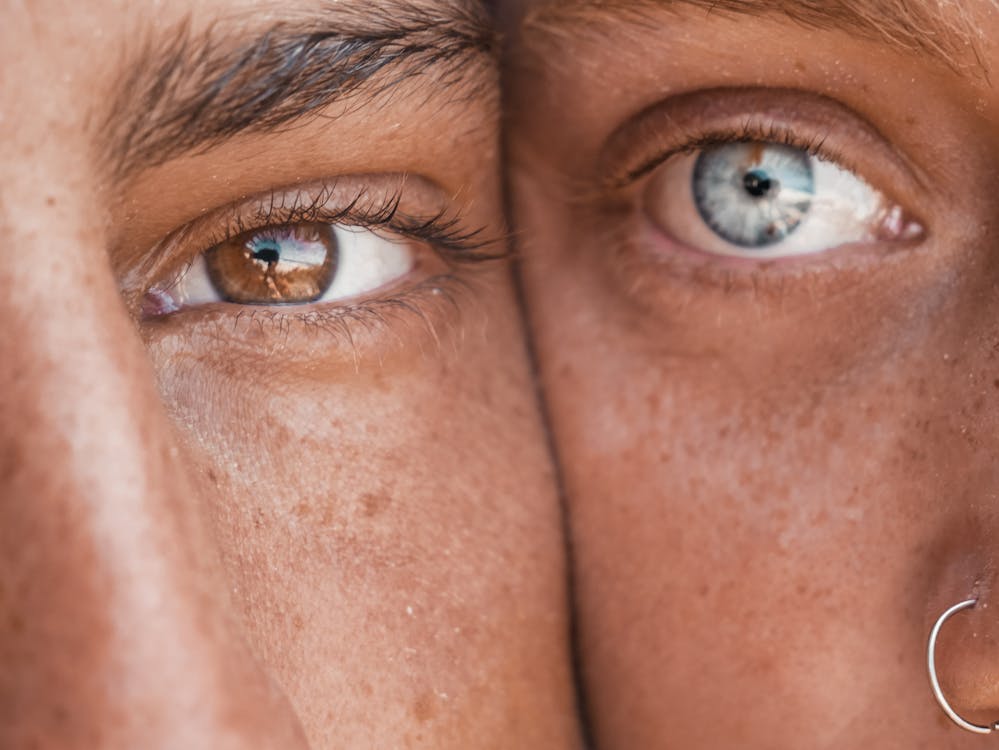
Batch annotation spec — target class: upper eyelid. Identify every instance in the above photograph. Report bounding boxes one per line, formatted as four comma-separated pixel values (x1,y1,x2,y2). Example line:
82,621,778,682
596,87,932,200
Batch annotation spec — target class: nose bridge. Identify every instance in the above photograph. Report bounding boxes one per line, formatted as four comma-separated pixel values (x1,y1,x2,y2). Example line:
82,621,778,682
0,197,308,747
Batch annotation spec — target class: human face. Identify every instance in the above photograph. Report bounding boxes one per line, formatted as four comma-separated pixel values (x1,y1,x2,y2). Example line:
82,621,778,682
0,2,581,747
505,1,999,747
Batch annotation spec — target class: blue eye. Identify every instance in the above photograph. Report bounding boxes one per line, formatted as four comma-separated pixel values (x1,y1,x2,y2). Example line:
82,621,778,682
643,139,923,261
692,143,815,249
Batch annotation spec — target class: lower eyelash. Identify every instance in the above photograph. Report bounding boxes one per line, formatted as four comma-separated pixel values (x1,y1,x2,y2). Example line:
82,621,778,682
146,271,481,364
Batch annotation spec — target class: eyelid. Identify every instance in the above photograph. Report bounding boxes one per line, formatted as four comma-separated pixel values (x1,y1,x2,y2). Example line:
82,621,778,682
597,87,930,207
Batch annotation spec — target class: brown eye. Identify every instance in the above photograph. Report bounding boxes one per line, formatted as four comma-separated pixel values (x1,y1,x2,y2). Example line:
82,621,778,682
204,222,338,304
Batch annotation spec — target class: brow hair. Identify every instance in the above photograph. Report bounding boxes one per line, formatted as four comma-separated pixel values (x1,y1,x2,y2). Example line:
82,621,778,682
100,1,494,180
525,0,989,74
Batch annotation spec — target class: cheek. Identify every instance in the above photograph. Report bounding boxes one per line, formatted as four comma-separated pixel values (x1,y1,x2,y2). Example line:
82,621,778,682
517,158,999,743
139,278,575,748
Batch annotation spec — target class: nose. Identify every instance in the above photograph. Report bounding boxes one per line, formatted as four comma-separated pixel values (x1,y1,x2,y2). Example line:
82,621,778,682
0,198,311,748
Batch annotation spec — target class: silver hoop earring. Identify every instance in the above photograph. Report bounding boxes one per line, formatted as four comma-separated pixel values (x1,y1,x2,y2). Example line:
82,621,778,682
928,598,998,734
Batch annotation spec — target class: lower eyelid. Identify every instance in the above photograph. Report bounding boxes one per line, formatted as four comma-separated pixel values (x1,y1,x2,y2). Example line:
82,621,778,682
138,271,478,371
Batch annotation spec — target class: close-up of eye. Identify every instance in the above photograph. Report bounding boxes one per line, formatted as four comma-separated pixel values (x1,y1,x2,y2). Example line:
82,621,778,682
135,179,497,328
642,139,924,261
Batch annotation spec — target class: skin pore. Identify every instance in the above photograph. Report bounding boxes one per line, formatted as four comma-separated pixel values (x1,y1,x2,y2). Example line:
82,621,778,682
0,1,581,748
505,0,999,747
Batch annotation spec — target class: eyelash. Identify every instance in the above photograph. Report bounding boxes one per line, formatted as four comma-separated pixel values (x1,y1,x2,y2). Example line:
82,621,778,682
623,119,837,186
197,185,501,263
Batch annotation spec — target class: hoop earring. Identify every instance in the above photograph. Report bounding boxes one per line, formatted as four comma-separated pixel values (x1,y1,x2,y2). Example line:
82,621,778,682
928,598,998,734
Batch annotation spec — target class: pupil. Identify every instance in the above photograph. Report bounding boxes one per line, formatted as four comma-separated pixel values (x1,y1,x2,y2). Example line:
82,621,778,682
251,245,281,264
743,168,775,199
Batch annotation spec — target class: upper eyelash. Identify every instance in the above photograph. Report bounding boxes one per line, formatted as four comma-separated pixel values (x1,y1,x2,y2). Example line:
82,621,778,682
621,119,835,187
211,185,506,262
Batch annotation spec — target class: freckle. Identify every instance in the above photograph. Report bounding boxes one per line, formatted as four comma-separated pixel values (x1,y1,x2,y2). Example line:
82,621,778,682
412,693,435,723
698,583,710,597
291,614,304,631
45,195,56,206
206,467,218,485
253,508,266,530
9,612,24,634
794,60,806,72
361,492,392,518
320,504,337,527
293,501,310,519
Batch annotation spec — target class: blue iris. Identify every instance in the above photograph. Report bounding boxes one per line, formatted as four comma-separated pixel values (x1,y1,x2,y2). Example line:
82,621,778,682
692,142,815,248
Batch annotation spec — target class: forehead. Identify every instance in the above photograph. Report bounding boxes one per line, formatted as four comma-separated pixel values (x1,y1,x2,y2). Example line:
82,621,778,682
0,0,494,178
519,0,991,72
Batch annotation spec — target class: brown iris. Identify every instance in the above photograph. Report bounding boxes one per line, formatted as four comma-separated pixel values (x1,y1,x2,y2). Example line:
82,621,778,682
204,222,339,304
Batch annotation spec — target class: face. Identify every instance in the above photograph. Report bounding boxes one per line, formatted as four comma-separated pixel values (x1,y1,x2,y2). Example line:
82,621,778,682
505,0,999,747
0,1,581,747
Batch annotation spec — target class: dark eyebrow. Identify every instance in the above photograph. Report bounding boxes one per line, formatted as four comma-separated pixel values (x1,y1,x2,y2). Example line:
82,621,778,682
525,0,984,74
100,1,494,180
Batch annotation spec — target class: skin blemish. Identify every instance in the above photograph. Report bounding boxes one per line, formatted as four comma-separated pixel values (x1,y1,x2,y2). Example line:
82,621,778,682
411,692,436,723
360,491,392,518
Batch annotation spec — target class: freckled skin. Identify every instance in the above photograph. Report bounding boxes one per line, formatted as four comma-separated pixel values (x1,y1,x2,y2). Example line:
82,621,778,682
0,1,579,748
505,1,999,748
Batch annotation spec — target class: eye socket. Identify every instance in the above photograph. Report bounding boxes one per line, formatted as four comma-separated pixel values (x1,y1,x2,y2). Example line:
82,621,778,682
643,141,923,260
147,222,415,313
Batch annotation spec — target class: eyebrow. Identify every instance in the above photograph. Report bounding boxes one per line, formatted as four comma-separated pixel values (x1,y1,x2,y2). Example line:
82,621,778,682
526,0,984,73
100,1,494,180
